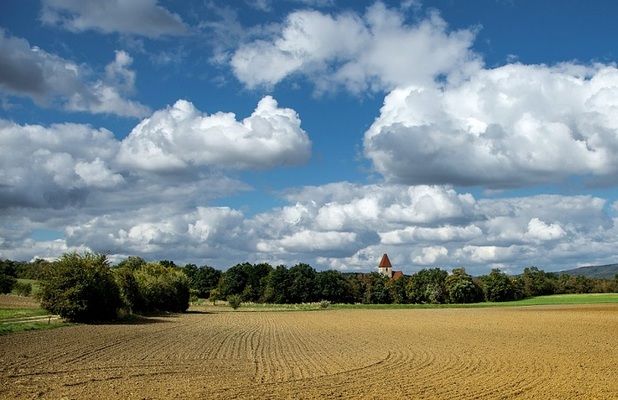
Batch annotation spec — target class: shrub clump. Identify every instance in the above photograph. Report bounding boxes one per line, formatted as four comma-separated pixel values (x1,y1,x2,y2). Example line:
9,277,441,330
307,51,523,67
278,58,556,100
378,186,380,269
13,281,32,297
133,263,190,313
227,294,242,310
40,253,122,322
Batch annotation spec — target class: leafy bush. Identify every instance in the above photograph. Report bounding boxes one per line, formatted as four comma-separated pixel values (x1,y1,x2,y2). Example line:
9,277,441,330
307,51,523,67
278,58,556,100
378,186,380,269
133,263,190,313
116,256,147,271
227,294,242,310
39,253,121,322
209,288,220,305
13,281,32,297
0,274,17,294
113,267,142,313
319,300,331,309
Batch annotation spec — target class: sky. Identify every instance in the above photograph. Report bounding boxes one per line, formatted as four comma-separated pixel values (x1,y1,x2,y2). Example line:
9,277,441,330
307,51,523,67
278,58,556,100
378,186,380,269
1,0,618,274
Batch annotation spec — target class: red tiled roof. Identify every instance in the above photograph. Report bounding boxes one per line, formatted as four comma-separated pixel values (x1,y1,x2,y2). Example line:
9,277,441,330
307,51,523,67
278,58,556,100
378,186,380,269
392,271,404,280
378,253,392,268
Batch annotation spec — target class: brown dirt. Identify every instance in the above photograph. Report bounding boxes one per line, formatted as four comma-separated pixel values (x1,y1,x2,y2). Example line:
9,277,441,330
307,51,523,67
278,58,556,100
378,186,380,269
0,304,616,399
0,294,39,309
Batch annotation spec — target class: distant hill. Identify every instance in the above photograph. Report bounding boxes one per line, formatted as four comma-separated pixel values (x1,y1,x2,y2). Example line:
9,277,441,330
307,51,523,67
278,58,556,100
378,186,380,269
559,264,618,279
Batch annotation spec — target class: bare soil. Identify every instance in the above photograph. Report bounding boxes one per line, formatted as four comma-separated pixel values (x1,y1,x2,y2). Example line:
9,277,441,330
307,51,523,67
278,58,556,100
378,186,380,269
0,294,39,309
0,304,616,399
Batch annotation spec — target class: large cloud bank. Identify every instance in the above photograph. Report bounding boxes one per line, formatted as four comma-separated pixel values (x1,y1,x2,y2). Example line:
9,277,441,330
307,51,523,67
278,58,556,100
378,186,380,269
229,3,618,188
365,64,618,187
3,1,618,273
4,176,617,274
0,96,310,210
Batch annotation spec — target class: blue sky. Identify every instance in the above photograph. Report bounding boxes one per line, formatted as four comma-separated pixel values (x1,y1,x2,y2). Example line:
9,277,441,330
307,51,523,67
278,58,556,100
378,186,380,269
1,0,618,274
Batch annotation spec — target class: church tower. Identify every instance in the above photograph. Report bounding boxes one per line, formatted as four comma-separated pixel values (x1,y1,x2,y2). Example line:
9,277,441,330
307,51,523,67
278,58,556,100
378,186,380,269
378,253,393,278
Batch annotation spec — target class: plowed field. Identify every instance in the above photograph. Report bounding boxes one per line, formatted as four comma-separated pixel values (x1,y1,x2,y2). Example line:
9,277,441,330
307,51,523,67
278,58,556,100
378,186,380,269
0,305,616,399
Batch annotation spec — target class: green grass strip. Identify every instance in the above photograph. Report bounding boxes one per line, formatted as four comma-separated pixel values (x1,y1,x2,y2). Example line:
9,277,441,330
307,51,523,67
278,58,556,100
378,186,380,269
0,308,49,321
0,321,69,335
331,293,618,310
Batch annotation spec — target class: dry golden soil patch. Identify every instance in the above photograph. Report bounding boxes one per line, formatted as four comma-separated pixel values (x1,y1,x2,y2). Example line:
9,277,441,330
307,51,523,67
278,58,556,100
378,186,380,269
0,294,39,309
0,305,616,399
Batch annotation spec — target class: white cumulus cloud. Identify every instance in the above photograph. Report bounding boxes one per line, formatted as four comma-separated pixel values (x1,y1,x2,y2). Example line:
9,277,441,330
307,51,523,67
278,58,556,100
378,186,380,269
380,224,482,245
526,218,566,242
365,63,618,187
3,177,618,273
0,119,121,208
258,230,359,255
117,96,311,172
231,3,479,92
413,245,448,265
0,95,309,211
74,158,125,188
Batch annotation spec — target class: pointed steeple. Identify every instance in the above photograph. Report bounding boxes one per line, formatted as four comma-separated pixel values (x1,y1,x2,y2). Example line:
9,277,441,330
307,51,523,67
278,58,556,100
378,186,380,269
378,253,392,268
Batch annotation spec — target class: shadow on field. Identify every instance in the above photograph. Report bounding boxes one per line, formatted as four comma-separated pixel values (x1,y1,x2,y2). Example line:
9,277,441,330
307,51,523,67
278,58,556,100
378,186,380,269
184,310,211,315
109,315,173,325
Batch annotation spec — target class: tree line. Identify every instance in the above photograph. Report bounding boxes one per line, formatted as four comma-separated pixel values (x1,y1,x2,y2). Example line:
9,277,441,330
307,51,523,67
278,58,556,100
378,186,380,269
183,262,617,305
1,254,616,322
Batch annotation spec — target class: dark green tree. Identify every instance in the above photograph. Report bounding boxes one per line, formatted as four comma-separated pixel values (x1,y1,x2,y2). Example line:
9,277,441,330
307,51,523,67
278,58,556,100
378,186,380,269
0,259,18,294
288,263,318,303
159,260,177,269
263,265,291,304
387,275,409,304
218,263,251,298
573,275,594,293
192,265,221,299
316,270,353,303
0,259,17,277
480,269,519,302
17,258,50,279
445,268,482,303
243,263,272,302
358,273,391,304
521,267,556,297
0,273,16,294
182,264,199,281
345,273,366,303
